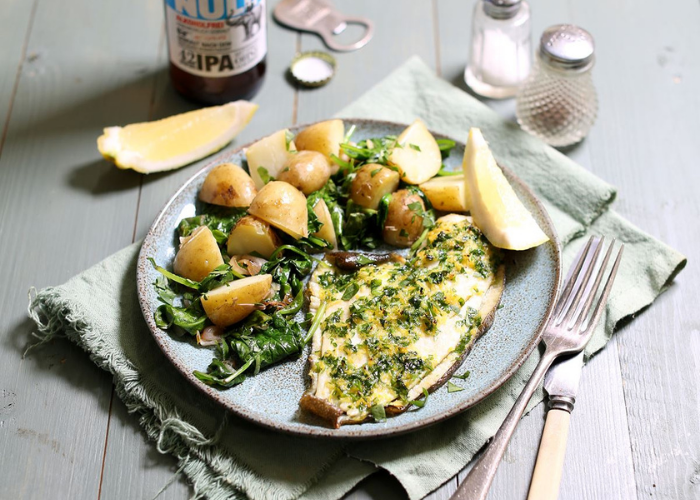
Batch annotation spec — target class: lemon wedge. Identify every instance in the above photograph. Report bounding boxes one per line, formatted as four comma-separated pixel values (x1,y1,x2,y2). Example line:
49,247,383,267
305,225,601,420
97,101,258,174
463,128,549,250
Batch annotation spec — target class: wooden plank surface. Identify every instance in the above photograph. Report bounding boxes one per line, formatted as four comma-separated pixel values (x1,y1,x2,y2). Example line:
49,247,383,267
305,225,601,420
572,0,700,498
0,0,37,146
0,0,163,499
1,0,698,499
296,0,436,124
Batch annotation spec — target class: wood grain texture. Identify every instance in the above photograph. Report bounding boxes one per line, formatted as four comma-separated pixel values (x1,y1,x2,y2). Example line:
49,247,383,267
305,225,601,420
568,0,700,499
0,0,163,499
99,397,191,500
0,0,37,149
1,0,697,499
296,0,436,125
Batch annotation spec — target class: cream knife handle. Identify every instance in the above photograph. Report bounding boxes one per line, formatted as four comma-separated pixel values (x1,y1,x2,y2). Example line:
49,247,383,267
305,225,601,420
527,409,571,500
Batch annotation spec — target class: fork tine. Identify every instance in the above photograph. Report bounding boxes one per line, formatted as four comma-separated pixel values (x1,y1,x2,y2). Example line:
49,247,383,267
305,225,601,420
553,236,595,319
580,244,624,335
556,237,604,326
571,239,616,328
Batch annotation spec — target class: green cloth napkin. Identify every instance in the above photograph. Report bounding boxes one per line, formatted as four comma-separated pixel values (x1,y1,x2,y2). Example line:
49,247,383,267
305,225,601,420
29,57,686,500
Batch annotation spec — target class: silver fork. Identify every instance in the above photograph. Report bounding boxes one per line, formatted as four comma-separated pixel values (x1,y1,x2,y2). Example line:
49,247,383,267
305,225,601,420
451,236,624,500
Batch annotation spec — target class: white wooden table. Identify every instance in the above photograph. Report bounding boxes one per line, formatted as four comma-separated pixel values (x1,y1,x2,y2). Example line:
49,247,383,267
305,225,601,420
1,1,698,499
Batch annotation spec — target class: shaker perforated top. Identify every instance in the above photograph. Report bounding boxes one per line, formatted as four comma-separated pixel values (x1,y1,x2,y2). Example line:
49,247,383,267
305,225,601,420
539,24,595,71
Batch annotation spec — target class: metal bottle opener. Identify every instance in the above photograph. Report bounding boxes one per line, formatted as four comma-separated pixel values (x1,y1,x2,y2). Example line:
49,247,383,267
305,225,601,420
273,0,374,52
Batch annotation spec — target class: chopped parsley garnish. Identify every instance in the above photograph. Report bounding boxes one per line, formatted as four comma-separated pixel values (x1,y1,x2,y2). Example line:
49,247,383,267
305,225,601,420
257,167,274,184
370,404,387,422
409,388,430,408
447,381,464,393
341,282,360,301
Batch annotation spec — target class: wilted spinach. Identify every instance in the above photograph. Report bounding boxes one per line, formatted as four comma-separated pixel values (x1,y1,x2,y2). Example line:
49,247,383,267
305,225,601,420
193,302,327,388
178,206,247,245
152,274,208,335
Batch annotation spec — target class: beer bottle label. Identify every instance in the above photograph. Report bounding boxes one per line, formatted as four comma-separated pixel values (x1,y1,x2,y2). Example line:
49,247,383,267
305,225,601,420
165,0,266,78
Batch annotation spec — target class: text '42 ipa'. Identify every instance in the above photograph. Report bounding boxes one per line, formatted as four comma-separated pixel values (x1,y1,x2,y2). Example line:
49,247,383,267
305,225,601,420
165,0,267,104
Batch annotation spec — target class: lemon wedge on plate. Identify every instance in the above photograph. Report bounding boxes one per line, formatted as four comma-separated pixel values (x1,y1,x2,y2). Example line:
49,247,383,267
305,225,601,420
463,128,549,250
97,101,258,174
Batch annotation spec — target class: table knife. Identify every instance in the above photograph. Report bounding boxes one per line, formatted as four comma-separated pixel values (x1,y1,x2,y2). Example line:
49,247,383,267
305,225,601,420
527,352,584,500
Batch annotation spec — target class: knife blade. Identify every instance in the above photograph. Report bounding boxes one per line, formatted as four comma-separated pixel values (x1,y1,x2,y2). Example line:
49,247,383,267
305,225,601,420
544,351,584,411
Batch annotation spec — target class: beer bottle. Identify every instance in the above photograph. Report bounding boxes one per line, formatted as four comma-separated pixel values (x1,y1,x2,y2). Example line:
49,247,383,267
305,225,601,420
164,0,267,104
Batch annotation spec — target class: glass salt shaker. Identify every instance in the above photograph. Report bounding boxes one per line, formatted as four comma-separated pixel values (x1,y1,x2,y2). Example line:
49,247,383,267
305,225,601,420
516,24,598,147
465,0,532,99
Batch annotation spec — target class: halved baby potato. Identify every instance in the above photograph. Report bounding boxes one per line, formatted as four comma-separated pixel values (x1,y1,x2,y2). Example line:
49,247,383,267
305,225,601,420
277,150,331,195
293,119,344,173
199,163,257,207
311,198,338,250
202,274,272,327
173,226,224,282
350,163,400,210
226,215,281,259
246,129,297,189
248,181,309,240
388,119,442,184
382,189,426,247
419,174,470,212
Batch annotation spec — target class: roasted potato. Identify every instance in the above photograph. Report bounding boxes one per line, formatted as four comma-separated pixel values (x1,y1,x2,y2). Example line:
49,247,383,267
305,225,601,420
382,190,426,247
419,174,469,212
311,199,338,250
201,274,272,327
246,129,297,189
276,151,331,195
226,215,281,258
388,119,442,184
199,163,257,207
248,181,309,240
293,120,344,173
350,164,400,209
173,226,224,281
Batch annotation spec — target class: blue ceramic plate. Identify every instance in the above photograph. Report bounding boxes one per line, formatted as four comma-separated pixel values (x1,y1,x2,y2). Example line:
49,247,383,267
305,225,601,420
137,119,561,439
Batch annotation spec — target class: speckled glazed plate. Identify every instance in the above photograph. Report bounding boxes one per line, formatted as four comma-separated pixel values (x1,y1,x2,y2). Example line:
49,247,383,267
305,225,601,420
137,119,561,439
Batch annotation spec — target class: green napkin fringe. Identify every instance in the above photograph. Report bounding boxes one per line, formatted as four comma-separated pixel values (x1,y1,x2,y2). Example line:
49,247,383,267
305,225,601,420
27,256,351,500
27,287,253,500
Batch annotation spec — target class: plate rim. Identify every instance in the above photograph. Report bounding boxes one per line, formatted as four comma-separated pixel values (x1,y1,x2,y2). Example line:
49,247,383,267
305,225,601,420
137,118,562,440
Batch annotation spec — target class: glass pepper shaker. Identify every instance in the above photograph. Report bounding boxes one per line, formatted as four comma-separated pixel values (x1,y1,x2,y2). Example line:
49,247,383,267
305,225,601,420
516,24,598,147
465,0,532,99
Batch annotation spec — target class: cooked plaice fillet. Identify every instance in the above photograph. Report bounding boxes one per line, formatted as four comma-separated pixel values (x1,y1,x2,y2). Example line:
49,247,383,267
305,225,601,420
301,214,505,427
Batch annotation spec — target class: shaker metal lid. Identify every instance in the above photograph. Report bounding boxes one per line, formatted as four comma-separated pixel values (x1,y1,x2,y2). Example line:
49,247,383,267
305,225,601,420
483,0,522,20
290,51,336,87
539,24,595,71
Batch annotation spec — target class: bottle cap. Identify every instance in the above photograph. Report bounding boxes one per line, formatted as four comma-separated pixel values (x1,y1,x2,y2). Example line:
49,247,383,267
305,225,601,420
290,51,336,87
483,0,522,20
539,24,595,71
